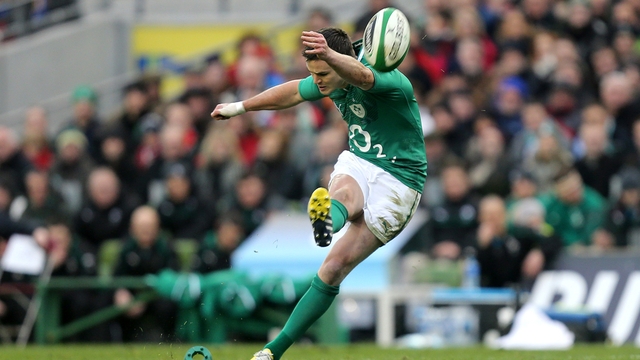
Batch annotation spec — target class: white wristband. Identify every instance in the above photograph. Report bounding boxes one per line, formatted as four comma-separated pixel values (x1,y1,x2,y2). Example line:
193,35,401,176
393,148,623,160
219,101,246,117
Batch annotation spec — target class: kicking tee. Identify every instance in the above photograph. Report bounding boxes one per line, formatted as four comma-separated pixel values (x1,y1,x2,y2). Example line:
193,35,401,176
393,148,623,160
298,55,427,192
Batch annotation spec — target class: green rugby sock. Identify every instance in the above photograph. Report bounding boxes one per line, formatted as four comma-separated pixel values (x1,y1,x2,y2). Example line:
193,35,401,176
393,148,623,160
330,199,348,233
265,274,339,360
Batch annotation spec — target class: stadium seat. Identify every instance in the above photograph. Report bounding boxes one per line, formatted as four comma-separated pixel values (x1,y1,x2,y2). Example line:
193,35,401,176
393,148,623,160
173,239,198,272
97,239,123,278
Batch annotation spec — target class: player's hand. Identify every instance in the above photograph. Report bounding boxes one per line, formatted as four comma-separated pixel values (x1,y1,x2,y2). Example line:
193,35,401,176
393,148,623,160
301,31,331,60
211,102,246,120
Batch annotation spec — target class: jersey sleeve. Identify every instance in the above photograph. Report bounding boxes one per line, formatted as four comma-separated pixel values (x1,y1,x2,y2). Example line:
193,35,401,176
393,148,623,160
298,76,325,101
367,66,406,94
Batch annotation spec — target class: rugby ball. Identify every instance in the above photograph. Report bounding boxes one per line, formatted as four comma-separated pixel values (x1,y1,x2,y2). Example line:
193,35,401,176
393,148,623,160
362,7,411,72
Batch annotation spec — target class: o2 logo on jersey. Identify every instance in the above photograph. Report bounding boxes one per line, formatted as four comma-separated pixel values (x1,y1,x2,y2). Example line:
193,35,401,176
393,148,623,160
349,124,386,158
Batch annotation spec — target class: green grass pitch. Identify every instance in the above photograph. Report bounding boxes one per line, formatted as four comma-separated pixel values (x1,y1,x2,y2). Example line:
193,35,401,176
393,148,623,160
4,344,640,360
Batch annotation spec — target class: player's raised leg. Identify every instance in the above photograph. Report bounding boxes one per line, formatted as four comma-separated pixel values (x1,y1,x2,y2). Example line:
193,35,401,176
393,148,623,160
257,217,380,360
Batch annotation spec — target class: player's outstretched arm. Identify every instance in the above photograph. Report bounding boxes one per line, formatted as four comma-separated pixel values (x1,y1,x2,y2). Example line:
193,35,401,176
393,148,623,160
211,80,304,120
301,31,374,91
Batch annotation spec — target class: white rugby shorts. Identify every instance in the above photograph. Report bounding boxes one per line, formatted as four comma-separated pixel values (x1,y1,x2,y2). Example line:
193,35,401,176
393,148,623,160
329,151,421,243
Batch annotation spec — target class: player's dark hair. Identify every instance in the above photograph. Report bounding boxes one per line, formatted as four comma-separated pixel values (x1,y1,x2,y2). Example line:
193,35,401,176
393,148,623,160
303,27,356,60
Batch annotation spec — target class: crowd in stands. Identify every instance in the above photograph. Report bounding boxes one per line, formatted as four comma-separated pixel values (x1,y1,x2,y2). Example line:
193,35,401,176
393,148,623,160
3,0,640,342
0,0,80,42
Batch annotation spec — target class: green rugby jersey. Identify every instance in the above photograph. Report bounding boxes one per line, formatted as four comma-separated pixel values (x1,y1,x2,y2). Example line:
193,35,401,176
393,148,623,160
298,50,427,192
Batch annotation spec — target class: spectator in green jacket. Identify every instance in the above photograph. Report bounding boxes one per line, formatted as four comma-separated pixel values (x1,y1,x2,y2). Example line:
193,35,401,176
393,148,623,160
538,167,607,247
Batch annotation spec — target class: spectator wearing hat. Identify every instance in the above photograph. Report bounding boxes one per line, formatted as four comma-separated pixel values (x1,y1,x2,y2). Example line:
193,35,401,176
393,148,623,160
0,126,34,196
539,167,607,247
603,168,640,247
61,85,102,160
48,129,94,213
74,167,138,252
156,162,213,240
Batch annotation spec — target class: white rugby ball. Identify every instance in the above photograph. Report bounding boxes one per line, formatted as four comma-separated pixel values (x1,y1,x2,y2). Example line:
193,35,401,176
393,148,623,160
362,7,411,72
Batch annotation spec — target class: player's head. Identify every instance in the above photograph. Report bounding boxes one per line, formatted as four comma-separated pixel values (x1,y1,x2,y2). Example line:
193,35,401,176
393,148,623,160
303,27,354,95
303,28,355,60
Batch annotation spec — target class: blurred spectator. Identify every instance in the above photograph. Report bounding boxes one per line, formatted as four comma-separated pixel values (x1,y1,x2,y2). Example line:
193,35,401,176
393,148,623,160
227,113,262,167
251,129,303,204
521,0,560,31
268,105,318,173
157,163,213,240
612,26,638,65
574,123,622,198
505,169,539,211
476,195,562,288
192,213,245,274
562,0,608,59
225,172,271,236
604,168,640,247
539,167,607,247
490,76,528,140
75,167,137,252
14,170,69,224
108,80,151,157
226,33,283,93
465,125,512,197
113,206,178,342
421,133,461,207
451,8,498,71
427,164,480,260
164,102,199,153
522,131,574,192
302,127,347,196
573,103,631,157
143,124,194,205
49,129,94,214
179,87,213,138
353,0,397,39
202,54,229,101
306,7,333,31
509,102,568,164
194,125,245,212
134,113,163,172
95,125,140,199
599,71,640,136
22,106,54,171
0,176,18,216
495,10,533,51
0,126,34,195
47,217,109,342
61,85,101,160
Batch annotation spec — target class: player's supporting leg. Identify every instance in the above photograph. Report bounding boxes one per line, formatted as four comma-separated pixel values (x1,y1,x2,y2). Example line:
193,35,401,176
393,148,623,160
255,218,381,360
308,174,363,247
